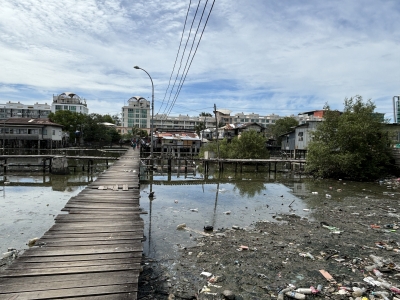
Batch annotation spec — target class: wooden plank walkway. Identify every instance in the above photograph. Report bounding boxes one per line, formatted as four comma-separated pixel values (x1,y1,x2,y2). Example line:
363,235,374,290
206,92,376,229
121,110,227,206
0,148,143,300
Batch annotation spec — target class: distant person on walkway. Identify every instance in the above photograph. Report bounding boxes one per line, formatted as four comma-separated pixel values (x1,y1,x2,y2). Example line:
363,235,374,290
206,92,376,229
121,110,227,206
132,142,136,150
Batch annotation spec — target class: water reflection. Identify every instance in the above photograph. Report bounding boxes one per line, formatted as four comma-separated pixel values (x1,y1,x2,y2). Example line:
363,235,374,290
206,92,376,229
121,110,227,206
140,167,310,262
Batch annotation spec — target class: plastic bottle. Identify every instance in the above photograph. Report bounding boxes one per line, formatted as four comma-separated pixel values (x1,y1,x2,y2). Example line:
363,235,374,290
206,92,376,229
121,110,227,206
370,255,384,267
285,291,306,299
278,287,294,300
295,288,313,294
373,269,384,278
371,291,389,300
352,287,366,297
365,264,378,271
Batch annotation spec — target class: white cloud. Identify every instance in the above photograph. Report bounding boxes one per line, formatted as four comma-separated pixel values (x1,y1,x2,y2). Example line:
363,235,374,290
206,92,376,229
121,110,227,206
0,0,399,121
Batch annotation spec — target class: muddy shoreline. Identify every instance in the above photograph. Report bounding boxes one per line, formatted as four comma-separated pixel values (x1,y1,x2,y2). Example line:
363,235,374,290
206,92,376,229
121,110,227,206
138,178,400,299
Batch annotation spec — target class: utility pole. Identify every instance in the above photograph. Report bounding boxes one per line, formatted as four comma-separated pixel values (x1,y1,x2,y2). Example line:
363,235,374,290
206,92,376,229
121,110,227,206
214,104,220,159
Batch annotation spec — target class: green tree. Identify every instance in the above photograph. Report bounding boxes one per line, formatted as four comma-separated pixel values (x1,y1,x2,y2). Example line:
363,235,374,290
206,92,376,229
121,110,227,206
230,130,269,159
270,117,298,143
48,110,86,143
195,122,206,136
306,96,393,181
200,112,212,117
199,130,269,159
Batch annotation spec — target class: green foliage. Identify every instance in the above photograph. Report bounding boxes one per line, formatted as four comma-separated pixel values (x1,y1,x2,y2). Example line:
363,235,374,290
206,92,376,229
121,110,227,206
199,112,212,117
306,96,393,181
48,111,121,146
270,117,298,143
194,122,206,136
131,125,148,138
199,130,269,159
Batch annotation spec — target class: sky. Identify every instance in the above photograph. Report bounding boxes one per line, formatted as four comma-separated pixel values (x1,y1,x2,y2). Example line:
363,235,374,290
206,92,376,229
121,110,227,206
1,0,399,121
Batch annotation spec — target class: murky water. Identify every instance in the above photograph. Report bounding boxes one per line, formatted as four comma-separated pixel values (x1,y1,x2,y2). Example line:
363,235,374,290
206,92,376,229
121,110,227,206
1,156,398,263
139,162,399,262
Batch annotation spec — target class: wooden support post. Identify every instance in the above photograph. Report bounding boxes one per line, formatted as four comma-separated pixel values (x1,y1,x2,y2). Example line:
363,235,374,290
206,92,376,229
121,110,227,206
185,160,188,172
3,158,6,174
43,159,46,173
240,163,243,173
168,159,171,172
255,163,258,172
274,162,277,174
106,159,109,169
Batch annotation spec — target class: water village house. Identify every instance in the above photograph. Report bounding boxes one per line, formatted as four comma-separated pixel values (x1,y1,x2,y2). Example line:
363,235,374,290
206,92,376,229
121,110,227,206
1,118,64,149
154,131,201,158
280,120,321,159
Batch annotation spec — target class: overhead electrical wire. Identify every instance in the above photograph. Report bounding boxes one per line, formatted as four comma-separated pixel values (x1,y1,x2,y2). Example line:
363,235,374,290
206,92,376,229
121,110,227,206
157,0,193,115
166,0,215,118
161,0,203,118
161,0,215,118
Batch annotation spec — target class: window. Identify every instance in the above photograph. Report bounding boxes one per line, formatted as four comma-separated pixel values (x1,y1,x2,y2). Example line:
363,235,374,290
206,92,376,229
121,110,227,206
70,106,76,111
43,129,47,135
53,130,55,135
55,105,62,111
298,132,303,141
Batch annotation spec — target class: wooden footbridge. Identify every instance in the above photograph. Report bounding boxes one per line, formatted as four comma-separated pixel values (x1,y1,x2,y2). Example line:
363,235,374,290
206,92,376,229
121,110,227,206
0,148,143,299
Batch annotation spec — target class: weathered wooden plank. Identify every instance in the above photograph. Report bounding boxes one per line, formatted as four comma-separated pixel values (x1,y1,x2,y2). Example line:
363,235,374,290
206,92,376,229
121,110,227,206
54,214,137,221
36,238,144,247
0,273,138,294
6,257,142,270
40,232,140,239
0,263,141,278
17,245,142,257
0,283,138,299
63,209,141,214
50,220,143,227
60,293,137,300
13,252,139,263
62,204,141,209
66,199,139,203
48,224,143,232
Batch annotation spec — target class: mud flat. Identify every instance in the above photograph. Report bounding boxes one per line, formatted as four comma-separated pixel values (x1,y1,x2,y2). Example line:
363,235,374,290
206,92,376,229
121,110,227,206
138,178,400,299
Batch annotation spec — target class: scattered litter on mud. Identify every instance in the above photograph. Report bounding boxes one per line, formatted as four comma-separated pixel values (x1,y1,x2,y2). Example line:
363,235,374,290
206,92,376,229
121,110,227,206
138,177,400,299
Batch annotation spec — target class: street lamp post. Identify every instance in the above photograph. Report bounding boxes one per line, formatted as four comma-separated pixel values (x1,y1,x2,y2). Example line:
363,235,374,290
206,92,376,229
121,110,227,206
134,66,154,160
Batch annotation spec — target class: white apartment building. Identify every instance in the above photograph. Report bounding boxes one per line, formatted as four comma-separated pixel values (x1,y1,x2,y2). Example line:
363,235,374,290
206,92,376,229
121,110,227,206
52,92,89,115
119,96,150,135
216,110,283,126
0,101,51,119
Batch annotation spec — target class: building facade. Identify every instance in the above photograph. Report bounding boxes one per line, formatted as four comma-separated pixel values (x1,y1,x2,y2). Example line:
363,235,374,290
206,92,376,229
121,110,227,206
0,102,51,119
51,92,89,115
1,118,64,149
120,96,150,135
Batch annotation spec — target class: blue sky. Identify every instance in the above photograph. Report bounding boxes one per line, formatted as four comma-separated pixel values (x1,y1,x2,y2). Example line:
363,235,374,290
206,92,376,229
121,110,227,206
1,0,399,121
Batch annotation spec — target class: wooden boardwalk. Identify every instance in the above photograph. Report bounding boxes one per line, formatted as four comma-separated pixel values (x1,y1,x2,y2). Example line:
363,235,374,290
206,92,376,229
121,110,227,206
0,148,143,300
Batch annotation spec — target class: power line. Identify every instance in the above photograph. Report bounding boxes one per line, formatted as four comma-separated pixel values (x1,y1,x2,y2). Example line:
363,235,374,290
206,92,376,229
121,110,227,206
162,0,215,119
161,0,203,118
157,0,193,115
166,0,215,117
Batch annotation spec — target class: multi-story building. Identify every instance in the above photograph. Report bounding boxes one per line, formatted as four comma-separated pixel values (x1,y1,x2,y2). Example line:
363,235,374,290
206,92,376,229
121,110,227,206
153,114,216,130
0,101,51,119
119,96,150,135
51,92,89,115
